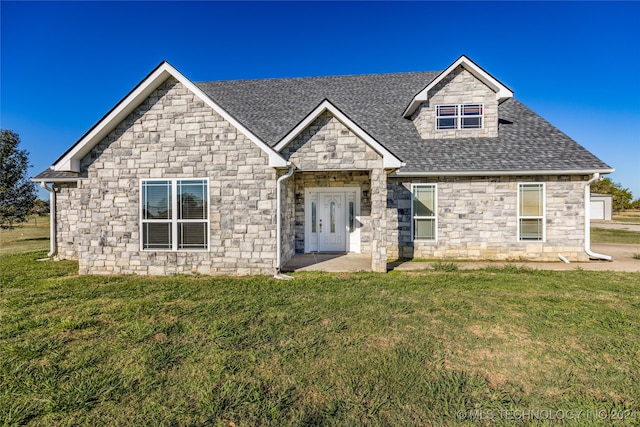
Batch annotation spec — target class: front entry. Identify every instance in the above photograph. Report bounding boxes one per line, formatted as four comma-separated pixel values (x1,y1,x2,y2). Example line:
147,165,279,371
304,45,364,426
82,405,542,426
305,188,360,253
318,193,346,252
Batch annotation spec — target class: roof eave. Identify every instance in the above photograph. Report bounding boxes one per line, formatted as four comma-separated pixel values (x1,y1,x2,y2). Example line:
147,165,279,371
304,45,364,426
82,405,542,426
392,168,615,177
31,177,81,183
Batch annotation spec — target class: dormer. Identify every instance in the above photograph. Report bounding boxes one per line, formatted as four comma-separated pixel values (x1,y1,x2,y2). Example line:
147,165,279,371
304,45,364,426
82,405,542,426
404,55,513,140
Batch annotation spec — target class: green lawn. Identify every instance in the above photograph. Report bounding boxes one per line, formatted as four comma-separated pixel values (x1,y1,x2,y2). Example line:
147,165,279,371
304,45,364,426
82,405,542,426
591,227,640,244
0,216,49,254
614,211,640,224
613,217,640,224
1,252,639,426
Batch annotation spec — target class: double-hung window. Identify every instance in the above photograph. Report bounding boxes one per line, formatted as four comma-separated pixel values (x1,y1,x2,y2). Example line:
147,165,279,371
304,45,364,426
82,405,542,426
436,104,483,130
518,183,545,241
412,184,437,241
141,179,209,250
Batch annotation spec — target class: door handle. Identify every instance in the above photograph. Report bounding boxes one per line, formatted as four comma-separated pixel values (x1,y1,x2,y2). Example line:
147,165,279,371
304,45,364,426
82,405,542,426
319,219,322,232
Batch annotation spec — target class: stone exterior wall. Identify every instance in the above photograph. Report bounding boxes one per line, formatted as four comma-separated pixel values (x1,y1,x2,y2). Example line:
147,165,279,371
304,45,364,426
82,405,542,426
386,176,589,262
370,169,387,272
59,77,279,275
281,111,382,170
55,183,80,260
412,66,499,139
279,170,296,268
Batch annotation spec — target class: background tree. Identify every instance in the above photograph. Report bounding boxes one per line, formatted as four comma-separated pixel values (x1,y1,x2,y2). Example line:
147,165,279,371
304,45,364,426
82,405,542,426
31,199,50,216
31,199,50,226
590,177,633,212
1,130,37,229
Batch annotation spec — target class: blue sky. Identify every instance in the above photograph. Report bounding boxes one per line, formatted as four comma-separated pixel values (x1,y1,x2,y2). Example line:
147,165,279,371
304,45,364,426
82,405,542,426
2,1,639,199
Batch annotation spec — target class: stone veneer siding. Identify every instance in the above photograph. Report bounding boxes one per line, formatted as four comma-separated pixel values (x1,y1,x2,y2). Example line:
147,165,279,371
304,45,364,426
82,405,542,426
386,176,589,262
281,111,387,271
281,111,383,171
279,169,296,268
59,77,279,275
412,66,499,139
55,183,80,260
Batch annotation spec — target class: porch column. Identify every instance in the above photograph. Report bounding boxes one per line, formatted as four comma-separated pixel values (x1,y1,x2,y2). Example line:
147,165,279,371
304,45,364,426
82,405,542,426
370,169,387,272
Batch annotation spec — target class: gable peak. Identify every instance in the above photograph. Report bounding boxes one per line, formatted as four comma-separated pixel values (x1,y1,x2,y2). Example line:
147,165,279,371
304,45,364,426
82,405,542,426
403,55,513,118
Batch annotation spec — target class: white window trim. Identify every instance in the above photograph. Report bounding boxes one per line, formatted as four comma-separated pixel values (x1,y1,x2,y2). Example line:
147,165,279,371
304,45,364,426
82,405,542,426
411,183,438,242
140,178,210,252
435,104,484,130
517,182,546,242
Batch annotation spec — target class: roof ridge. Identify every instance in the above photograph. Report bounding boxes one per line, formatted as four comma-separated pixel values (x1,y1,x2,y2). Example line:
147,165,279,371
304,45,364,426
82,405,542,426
195,70,440,85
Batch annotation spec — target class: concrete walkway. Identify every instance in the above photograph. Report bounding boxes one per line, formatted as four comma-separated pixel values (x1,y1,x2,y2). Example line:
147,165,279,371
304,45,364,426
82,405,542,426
282,244,640,273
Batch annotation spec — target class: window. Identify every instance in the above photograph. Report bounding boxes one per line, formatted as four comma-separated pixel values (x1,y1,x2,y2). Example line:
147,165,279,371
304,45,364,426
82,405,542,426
436,104,483,130
412,184,437,240
141,179,209,250
311,202,317,233
329,201,336,233
518,183,545,241
349,201,355,233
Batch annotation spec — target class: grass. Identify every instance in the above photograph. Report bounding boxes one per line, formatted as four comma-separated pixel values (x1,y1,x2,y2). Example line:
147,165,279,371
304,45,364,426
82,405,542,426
0,216,50,254
431,261,459,272
614,210,640,224
591,227,640,244
2,251,640,426
613,217,640,224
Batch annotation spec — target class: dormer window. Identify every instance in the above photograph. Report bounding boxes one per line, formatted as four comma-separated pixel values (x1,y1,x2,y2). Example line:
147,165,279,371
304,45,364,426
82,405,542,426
436,104,483,130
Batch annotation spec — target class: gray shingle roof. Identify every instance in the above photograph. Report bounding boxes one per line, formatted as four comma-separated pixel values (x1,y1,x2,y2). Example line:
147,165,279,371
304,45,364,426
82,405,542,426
196,72,612,173
32,169,79,181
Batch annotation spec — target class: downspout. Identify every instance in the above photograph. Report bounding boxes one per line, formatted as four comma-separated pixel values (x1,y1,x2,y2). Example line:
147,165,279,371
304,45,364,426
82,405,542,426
584,173,612,260
275,166,295,278
40,182,57,258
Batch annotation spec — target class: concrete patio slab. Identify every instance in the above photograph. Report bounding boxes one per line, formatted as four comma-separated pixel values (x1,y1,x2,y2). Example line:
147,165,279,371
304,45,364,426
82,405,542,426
281,244,640,274
283,253,372,272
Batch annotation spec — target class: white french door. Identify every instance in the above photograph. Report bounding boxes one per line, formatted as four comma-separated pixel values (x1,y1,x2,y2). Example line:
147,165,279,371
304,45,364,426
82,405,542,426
305,188,360,253
318,193,346,252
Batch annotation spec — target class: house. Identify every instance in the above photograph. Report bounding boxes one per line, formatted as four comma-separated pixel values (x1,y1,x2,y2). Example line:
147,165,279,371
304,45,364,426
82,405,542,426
33,55,614,275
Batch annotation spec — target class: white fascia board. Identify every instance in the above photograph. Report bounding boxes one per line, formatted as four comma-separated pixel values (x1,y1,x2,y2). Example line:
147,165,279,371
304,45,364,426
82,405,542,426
30,177,80,183
274,100,403,169
392,168,615,177
54,62,287,172
402,55,514,118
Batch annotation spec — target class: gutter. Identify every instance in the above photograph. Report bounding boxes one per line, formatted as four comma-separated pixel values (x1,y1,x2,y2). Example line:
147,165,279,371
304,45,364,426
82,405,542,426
39,182,57,258
275,165,295,278
584,173,612,261
392,168,615,177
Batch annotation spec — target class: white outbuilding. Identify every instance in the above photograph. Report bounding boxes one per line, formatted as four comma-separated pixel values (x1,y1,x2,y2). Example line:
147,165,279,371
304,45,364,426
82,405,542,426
590,193,613,221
